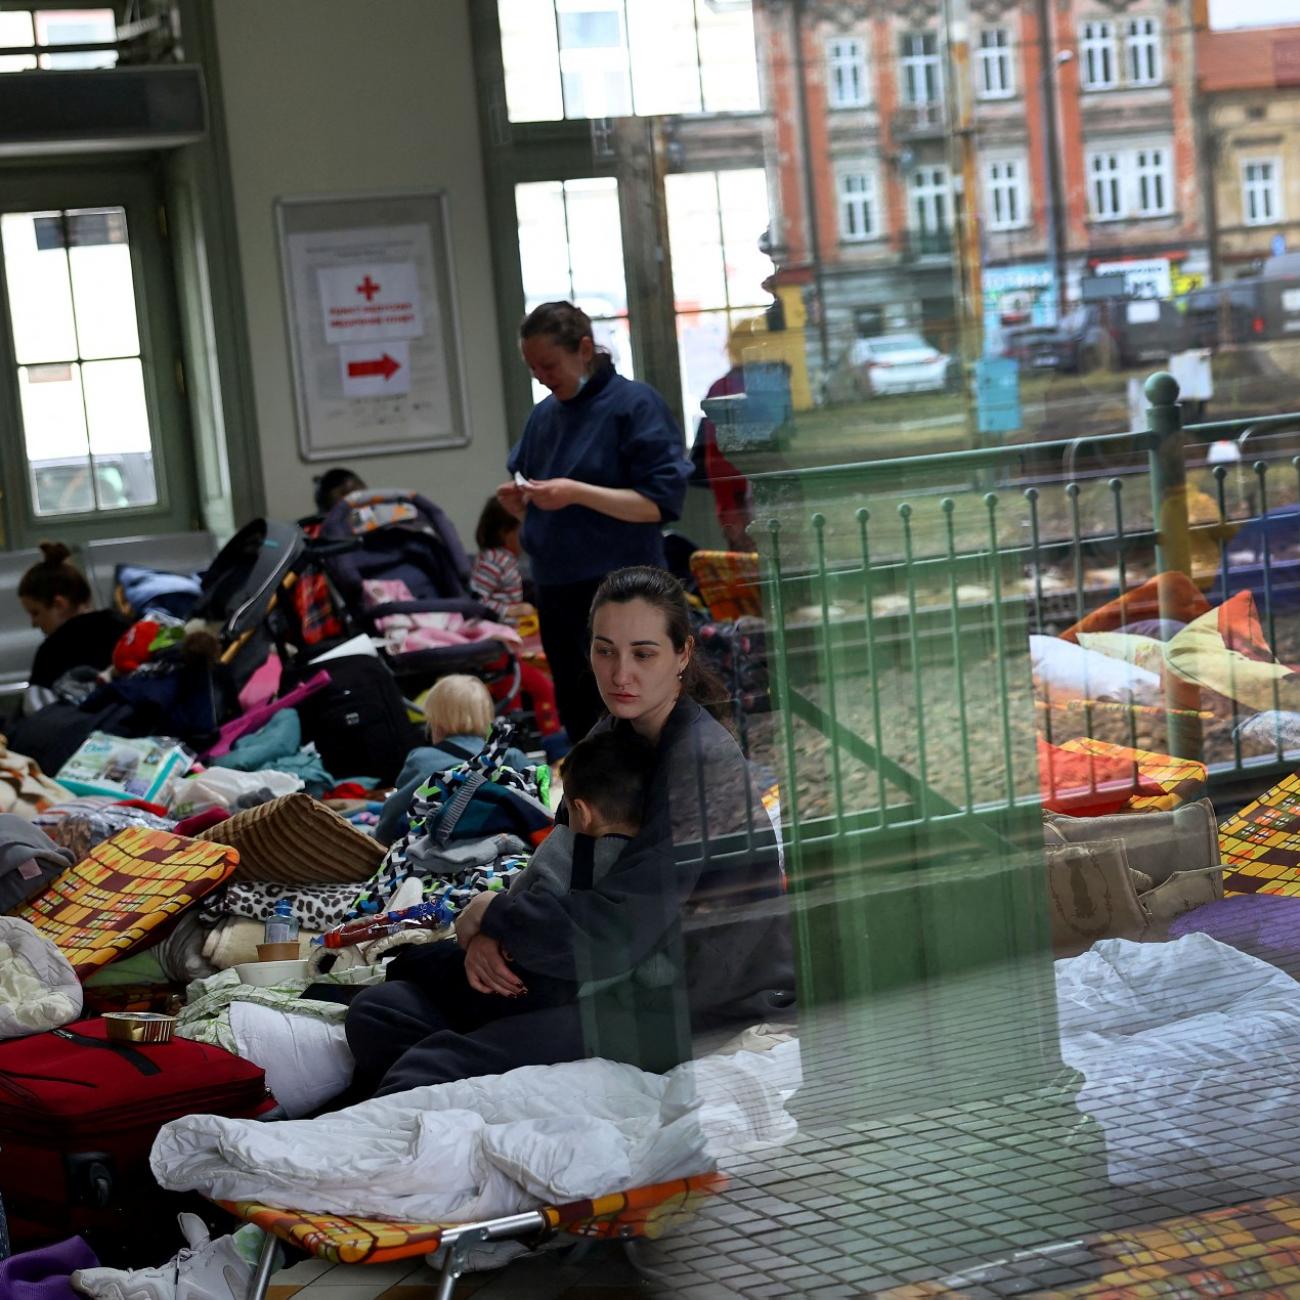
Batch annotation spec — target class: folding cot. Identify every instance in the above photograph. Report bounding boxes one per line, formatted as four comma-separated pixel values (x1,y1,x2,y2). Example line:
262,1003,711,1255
221,1172,724,1300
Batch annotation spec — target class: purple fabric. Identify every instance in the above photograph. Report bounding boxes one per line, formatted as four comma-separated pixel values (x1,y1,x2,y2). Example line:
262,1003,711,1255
1168,895,1300,979
1122,618,1186,642
0,1236,98,1300
204,669,330,758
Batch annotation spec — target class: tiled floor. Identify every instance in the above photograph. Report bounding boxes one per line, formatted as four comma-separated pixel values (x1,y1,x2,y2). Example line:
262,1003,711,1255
250,952,1300,1298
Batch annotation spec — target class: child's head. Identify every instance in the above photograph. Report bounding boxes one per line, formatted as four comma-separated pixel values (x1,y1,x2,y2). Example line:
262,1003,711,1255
561,731,655,837
423,674,494,743
476,496,521,555
18,541,91,636
313,467,366,516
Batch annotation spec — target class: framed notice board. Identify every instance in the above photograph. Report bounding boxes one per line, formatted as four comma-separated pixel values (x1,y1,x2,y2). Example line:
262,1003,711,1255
275,190,472,461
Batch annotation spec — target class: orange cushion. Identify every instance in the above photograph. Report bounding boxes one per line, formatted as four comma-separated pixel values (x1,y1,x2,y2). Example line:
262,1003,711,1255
1037,736,1165,817
1059,572,1210,644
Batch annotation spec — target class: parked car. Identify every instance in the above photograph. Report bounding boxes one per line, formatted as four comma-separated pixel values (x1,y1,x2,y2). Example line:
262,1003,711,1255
1186,272,1300,348
848,333,953,397
1039,300,1188,373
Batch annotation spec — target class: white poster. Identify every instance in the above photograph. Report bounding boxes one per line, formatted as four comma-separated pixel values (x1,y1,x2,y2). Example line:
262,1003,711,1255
317,261,425,345
277,192,470,459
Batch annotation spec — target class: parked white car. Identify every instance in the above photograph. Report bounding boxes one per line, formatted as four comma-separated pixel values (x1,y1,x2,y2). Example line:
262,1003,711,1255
849,332,952,397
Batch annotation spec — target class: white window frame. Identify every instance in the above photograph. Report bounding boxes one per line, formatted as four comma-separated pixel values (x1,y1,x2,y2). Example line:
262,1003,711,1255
1080,20,1117,91
837,165,880,241
1086,143,1174,220
1088,149,1123,220
826,36,869,109
909,164,951,233
1125,17,1161,86
900,32,943,105
976,28,1014,99
1243,158,1283,226
984,156,1028,230
1133,146,1171,216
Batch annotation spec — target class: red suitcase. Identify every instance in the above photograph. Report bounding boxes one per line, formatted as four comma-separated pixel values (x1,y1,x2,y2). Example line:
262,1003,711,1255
0,1017,272,1255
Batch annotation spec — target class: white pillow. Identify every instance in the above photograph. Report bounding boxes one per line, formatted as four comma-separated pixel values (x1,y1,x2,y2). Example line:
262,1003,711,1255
0,916,81,1039
1077,631,1167,676
1029,635,1163,706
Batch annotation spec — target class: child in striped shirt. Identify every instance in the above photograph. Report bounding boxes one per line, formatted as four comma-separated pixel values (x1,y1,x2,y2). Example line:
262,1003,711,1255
470,496,530,622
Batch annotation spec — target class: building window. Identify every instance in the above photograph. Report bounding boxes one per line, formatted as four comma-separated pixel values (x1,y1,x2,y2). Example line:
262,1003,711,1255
496,0,760,123
1080,20,1117,90
910,164,951,233
1243,159,1282,225
1125,17,1161,85
664,168,775,437
1134,147,1171,215
976,28,1014,99
514,177,633,401
1088,151,1123,220
837,168,879,241
1086,144,1173,220
826,37,868,108
900,32,942,105
984,157,1027,230
0,8,116,72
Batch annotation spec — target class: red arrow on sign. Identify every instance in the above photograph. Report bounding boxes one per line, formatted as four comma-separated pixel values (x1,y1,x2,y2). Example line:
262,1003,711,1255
347,353,401,381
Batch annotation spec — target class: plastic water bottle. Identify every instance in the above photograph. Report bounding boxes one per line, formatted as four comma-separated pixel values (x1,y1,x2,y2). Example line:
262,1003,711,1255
263,899,300,947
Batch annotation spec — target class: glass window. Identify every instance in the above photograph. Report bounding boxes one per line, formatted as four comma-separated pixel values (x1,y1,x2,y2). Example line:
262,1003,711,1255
827,37,868,109
0,9,115,72
497,0,759,122
1,206,157,516
1081,20,1116,90
900,32,942,105
985,157,1026,230
665,168,774,437
838,168,879,241
910,164,950,232
515,178,632,401
976,28,1014,99
1244,159,1282,225
1088,150,1123,219
1134,146,1170,215
1125,17,1161,86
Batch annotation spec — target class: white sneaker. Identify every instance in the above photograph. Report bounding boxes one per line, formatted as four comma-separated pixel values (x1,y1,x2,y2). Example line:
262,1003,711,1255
71,1213,253,1300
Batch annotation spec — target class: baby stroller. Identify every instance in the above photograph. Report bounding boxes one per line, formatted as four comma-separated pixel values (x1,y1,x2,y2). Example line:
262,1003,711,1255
311,489,537,735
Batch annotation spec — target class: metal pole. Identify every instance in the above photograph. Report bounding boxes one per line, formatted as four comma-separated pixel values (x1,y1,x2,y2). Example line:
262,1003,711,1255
1034,0,1067,319
791,0,832,390
1145,369,1201,759
943,0,983,372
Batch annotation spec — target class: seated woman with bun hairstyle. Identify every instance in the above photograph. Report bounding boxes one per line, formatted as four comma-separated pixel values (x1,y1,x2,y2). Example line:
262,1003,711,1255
16,542,129,702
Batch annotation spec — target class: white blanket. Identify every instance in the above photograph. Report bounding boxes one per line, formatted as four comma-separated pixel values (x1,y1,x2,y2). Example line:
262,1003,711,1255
1058,935,1300,1188
151,1040,800,1222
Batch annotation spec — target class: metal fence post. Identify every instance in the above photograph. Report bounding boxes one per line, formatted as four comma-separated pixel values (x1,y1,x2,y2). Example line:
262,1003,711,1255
1145,370,1202,759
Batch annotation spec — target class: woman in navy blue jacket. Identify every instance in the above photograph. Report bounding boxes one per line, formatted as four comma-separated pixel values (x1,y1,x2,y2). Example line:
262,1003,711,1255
497,302,692,741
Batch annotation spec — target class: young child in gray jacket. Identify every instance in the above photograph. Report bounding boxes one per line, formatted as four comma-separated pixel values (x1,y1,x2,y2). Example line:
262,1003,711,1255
508,729,654,899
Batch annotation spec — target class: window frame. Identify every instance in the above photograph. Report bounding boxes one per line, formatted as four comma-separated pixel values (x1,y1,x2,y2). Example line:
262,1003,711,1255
826,36,869,109
1124,17,1161,86
900,31,943,106
975,27,1014,100
1242,157,1283,226
1133,145,1171,217
0,163,197,547
1080,19,1117,91
909,163,951,233
983,155,1028,230
836,164,881,242
1087,149,1123,221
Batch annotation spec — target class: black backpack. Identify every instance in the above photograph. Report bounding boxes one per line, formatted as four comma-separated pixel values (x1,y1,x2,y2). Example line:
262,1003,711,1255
282,654,423,786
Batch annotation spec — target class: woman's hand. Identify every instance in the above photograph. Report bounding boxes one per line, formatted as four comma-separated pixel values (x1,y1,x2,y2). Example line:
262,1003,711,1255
495,481,527,520
464,934,527,997
454,889,496,948
521,477,586,511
